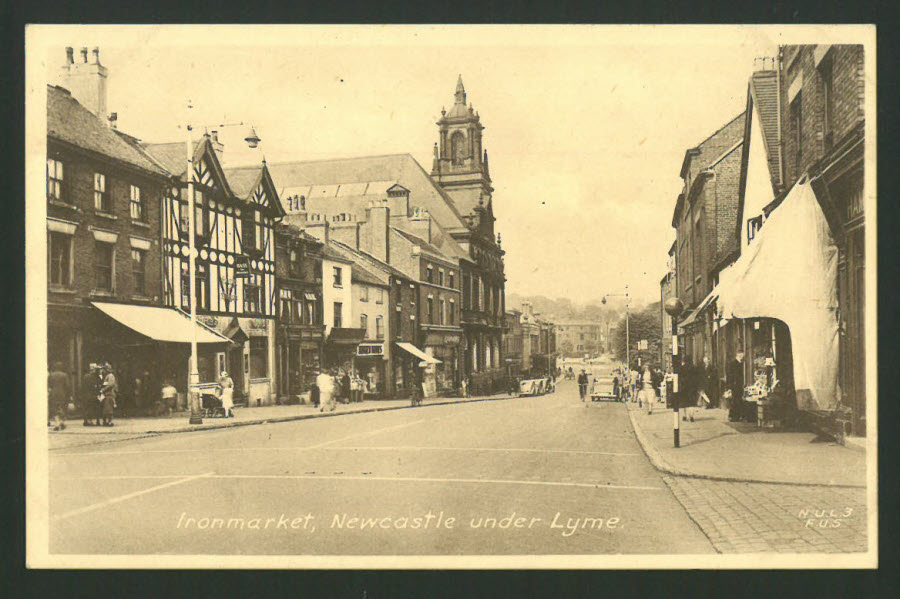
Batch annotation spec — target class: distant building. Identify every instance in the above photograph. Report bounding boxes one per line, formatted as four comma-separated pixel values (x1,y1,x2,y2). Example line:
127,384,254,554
555,321,604,358
659,241,676,371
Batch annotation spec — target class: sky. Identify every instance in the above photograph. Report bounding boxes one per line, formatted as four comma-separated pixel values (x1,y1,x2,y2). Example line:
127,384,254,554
36,25,789,306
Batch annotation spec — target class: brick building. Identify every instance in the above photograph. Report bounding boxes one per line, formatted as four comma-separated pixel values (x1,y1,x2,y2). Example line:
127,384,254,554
554,320,604,358
274,224,325,402
671,112,746,369
774,45,866,435
659,241,676,372
46,78,174,414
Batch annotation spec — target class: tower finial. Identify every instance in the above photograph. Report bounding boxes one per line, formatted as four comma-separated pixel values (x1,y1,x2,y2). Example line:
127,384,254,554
455,74,466,105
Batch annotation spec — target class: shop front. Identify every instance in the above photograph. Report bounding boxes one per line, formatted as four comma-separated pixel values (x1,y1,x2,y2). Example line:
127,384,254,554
395,341,442,398
324,327,366,373
276,324,325,403
87,302,233,416
715,179,839,423
424,330,461,394
356,342,387,398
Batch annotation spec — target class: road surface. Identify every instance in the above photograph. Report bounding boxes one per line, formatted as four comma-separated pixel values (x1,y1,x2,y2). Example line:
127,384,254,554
48,376,714,555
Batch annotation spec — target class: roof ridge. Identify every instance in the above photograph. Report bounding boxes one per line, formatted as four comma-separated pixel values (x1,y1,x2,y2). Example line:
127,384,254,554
261,152,414,168
693,111,746,150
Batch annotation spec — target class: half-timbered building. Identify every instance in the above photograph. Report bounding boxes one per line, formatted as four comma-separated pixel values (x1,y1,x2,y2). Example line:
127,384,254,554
144,136,286,405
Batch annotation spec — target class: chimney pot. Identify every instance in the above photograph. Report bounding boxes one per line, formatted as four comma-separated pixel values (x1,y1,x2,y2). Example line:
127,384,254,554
80,47,88,63
92,47,100,64
65,47,74,65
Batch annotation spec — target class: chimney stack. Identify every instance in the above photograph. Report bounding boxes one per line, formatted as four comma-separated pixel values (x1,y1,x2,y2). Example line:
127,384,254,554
60,45,109,118
209,130,224,159
362,199,390,263
408,207,433,243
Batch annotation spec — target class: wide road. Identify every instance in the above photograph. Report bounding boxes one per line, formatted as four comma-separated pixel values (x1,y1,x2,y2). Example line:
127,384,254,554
48,376,714,556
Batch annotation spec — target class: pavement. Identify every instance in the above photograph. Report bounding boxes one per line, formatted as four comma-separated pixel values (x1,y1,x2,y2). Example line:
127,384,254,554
47,380,715,556
625,402,867,487
47,393,516,450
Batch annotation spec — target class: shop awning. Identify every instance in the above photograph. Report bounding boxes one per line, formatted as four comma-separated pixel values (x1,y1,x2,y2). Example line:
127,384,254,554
395,342,442,364
304,292,317,301
678,291,717,331
91,302,233,344
327,327,366,345
714,179,839,411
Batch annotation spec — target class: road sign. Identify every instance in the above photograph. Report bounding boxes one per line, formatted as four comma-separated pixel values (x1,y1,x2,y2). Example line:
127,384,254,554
234,255,251,278
638,339,648,350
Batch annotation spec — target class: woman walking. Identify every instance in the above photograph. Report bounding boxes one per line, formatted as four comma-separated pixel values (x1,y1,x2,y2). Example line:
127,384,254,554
217,371,234,417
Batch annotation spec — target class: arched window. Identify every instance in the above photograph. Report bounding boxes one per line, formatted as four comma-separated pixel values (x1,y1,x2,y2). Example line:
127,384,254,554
451,131,466,165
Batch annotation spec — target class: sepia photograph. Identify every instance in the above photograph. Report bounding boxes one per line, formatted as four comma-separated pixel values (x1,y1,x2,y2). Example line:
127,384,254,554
24,24,876,569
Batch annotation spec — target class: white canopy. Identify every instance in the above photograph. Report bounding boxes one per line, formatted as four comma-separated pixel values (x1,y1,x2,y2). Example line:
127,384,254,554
92,302,232,344
715,179,839,411
395,342,442,364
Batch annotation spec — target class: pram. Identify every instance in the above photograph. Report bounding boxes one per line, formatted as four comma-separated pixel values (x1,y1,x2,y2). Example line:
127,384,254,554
201,393,228,418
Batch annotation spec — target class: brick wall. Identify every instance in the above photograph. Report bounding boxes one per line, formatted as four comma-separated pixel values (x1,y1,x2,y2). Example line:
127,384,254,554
780,44,865,184
47,140,165,306
712,147,743,262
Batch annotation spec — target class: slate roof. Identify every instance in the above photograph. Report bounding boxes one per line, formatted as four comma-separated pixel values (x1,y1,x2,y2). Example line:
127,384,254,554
391,227,453,263
221,166,262,199
263,154,469,230
140,141,188,176
749,70,782,189
47,85,168,177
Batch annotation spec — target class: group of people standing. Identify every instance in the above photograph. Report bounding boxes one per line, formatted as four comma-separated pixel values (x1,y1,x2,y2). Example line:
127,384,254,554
47,361,118,430
309,368,376,412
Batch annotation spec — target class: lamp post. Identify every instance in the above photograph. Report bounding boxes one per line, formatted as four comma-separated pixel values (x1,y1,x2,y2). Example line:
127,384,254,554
601,285,630,371
664,297,684,448
185,102,262,425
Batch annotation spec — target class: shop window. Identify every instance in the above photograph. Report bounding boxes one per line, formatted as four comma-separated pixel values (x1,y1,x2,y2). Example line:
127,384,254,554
49,231,73,287
95,241,114,291
131,248,146,296
47,158,66,203
94,173,110,213
130,185,144,221
249,337,268,379
376,316,384,339
333,302,342,328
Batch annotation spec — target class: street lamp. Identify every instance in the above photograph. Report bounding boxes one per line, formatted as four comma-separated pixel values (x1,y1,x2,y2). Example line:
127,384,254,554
664,297,684,448
185,103,262,424
601,284,630,371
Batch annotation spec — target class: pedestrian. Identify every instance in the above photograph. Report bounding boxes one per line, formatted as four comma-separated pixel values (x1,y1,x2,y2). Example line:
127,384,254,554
217,370,235,417
309,375,321,408
612,373,620,401
48,361,70,431
460,375,469,398
81,363,101,426
366,368,376,396
642,365,655,414
160,378,177,416
577,369,588,402
726,351,745,422
317,369,336,412
341,370,351,404
99,363,118,426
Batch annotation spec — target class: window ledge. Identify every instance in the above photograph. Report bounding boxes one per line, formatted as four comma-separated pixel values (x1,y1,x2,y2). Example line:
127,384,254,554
90,290,115,298
94,211,118,221
131,219,151,228
48,286,77,295
131,295,152,302
49,200,79,211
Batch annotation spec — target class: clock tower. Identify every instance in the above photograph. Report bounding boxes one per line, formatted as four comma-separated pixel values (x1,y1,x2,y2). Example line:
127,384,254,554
431,75,494,232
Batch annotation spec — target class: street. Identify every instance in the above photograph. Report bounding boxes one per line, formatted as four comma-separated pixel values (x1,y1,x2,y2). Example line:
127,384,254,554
49,377,716,555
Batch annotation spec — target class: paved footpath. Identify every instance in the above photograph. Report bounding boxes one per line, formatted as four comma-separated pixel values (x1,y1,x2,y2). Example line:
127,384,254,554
627,402,870,554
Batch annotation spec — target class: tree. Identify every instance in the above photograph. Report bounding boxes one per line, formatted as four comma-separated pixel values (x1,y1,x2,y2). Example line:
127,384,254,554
612,301,662,369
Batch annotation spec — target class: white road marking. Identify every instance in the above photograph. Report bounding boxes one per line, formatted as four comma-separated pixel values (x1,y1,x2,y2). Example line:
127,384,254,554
53,418,430,457
328,446,641,457
202,473,665,491
51,471,214,522
54,473,663,491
